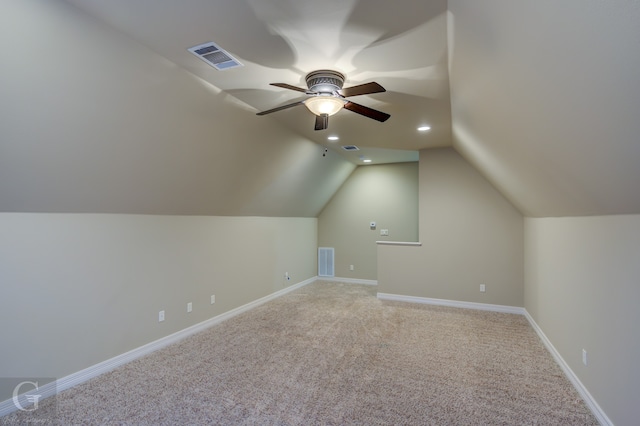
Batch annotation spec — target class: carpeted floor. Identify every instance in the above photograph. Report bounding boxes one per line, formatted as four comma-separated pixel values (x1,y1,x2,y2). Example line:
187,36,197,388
2,281,598,425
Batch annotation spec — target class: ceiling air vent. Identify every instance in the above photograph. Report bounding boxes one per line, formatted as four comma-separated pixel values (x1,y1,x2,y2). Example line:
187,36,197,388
341,145,360,151
188,41,243,71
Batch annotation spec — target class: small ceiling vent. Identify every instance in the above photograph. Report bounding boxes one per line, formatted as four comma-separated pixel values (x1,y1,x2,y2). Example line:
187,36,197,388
188,42,243,71
341,145,360,151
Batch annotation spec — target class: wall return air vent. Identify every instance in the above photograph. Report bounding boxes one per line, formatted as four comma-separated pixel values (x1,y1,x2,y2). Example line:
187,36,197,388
318,247,335,277
188,41,243,70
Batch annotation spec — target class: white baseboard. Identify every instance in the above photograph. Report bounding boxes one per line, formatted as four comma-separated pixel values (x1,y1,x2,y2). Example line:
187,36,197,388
523,311,612,426
376,292,525,315
0,276,317,418
320,276,378,286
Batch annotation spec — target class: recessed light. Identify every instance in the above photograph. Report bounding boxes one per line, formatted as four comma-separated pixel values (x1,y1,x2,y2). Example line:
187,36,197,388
417,125,431,131
327,135,339,141
363,159,372,163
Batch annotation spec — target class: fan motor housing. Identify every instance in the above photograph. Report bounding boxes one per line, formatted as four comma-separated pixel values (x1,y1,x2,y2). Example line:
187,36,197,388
305,70,345,94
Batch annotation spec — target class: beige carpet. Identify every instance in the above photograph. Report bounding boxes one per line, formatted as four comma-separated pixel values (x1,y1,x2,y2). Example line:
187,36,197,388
2,281,598,425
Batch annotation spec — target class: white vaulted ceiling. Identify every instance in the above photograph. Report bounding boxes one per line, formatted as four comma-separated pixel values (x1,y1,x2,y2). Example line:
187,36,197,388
1,0,638,217
448,0,640,216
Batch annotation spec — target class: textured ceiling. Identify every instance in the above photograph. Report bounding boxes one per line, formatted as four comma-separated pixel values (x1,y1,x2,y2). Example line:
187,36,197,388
1,0,639,217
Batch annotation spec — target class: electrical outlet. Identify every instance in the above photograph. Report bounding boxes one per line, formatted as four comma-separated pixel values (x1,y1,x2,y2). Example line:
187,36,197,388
349,265,354,271
285,272,290,280
480,284,486,293
158,310,165,322
582,349,588,366
187,302,192,313
210,295,215,305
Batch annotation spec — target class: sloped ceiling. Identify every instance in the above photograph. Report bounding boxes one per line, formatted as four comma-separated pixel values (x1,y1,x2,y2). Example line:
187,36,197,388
448,0,640,216
1,0,639,217
0,0,356,217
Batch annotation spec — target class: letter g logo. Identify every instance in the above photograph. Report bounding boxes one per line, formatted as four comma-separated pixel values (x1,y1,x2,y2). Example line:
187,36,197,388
12,381,41,412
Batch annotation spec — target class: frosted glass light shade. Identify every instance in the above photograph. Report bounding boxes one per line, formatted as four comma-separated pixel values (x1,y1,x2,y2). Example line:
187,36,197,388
304,96,344,116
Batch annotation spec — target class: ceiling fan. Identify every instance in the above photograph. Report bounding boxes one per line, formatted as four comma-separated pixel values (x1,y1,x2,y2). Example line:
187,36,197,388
256,70,390,131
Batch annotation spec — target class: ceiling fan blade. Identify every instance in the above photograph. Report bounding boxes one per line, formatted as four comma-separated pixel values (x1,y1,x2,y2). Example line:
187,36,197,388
343,101,390,122
340,82,386,97
270,83,308,93
314,114,329,131
256,100,305,116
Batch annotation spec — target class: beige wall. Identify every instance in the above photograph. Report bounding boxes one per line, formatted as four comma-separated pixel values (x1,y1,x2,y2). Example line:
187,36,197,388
524,215,640,426
378,148,524,306
0,213,316,397
317,163,419,280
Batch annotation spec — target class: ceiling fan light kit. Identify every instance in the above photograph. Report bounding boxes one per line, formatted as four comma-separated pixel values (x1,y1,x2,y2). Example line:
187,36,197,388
304,96,345,116
257,69,390,131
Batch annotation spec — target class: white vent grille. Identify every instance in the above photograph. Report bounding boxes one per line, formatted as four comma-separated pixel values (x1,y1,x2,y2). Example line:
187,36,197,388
318,247,335,277
341,145,360,151
188,42,243,71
